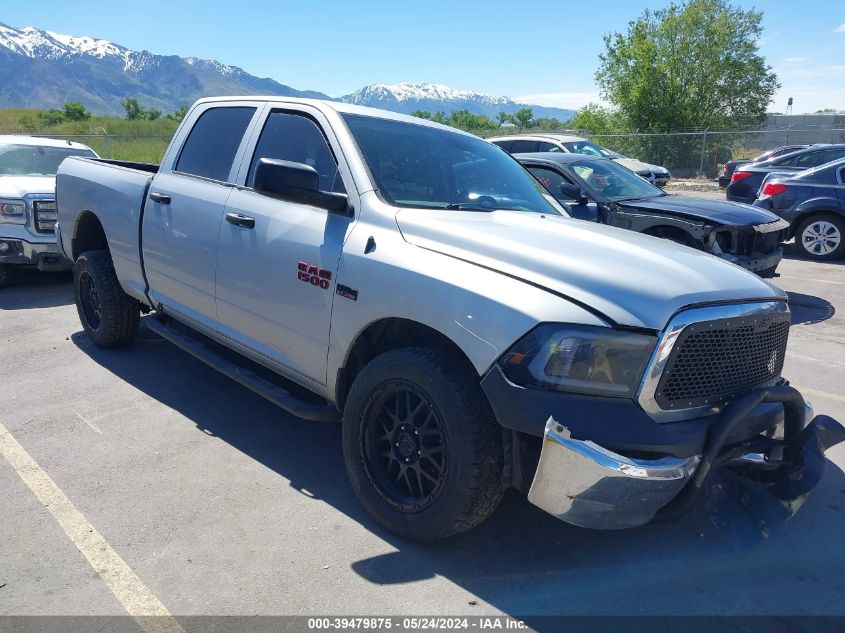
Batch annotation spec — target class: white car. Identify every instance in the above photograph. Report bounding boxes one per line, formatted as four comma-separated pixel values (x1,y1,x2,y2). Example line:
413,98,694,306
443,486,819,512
0,136,98,286
488,133,671,186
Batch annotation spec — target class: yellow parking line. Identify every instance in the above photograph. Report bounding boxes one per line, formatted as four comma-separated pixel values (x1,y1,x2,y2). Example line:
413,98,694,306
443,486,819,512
793,386,845,404
0,420,183,633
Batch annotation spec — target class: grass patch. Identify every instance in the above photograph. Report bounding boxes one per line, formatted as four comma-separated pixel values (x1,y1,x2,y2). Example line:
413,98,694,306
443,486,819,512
1,108,178,162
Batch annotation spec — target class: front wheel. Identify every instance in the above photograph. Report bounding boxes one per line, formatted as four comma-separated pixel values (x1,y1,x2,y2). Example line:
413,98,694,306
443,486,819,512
74,250,140,347
342,347,504,541
796,214,845,261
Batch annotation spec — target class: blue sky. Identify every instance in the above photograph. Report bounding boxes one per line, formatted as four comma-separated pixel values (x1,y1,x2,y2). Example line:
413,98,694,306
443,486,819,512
3,0,844,112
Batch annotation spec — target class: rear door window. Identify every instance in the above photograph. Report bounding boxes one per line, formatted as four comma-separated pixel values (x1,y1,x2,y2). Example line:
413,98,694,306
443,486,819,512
175,107,256,182
536,141,561,153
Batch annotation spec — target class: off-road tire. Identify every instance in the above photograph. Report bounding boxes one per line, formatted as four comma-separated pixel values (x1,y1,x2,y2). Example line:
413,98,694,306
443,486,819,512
795,213,845,261
74,250,140,347
342,347,504,541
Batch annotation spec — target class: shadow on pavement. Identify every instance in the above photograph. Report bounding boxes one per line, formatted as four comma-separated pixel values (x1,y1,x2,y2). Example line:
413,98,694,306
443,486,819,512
72,320,845,616
786,291,836,326
0,270,73,310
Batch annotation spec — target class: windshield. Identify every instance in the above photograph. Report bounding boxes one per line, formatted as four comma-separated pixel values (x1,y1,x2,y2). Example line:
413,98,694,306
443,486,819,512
0,144,96,177
562,140,605,157
570,159,664,201
342,114,561,214
599,147,625,159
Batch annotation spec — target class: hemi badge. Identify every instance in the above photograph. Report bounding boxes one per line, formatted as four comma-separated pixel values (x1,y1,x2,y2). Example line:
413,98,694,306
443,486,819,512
336,284,358,301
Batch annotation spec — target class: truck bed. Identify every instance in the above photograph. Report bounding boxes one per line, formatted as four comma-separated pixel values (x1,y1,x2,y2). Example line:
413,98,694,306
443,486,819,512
56,156,157,304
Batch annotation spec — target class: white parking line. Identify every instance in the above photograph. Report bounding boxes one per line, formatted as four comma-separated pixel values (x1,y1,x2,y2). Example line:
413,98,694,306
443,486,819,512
0,420,183,633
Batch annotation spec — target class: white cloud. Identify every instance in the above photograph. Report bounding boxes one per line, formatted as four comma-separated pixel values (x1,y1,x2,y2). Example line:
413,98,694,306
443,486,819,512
782,57,806,64
515,91,604,110
835,22,845,32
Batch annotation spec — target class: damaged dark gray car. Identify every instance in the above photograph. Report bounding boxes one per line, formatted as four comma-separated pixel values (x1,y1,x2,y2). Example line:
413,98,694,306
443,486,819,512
517,152,788,277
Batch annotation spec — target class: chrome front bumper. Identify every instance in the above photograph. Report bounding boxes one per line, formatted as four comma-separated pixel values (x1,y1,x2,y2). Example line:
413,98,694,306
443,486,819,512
528,389,842,530
528,418,700,530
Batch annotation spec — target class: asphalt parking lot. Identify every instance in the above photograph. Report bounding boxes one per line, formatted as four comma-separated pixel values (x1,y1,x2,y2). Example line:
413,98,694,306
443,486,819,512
1,248,844,620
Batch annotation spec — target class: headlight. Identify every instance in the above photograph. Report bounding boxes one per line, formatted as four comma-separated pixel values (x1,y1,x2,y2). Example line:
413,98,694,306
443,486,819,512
500,324,657,398
0,200,25,224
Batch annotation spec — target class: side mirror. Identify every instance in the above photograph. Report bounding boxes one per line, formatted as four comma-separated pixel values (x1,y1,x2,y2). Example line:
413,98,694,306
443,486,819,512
559,182,588,205
253,158,349,215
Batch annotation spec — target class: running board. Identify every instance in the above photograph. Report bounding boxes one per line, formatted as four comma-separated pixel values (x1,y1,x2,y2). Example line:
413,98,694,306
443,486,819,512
145,316,340,422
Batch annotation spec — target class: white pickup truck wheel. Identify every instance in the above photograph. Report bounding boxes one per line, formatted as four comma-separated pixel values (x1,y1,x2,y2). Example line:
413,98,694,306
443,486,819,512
73,250,140,348
342,347,504,541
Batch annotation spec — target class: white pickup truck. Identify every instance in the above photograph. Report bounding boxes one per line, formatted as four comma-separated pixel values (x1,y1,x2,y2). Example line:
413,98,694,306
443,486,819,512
56,97,843,540
0,136,97,286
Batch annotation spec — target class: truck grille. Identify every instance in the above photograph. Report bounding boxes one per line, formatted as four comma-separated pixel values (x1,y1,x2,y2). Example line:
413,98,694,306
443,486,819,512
655,313,790,410
33,200,57,233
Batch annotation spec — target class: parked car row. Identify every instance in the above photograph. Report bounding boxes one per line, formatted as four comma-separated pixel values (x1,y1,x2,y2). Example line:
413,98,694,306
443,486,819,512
717,144,808,188
720,144,845,261
44,97,841,541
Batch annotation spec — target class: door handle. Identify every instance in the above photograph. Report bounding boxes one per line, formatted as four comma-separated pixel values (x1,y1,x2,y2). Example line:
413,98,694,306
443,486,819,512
149,192,171,205
225,212,255,229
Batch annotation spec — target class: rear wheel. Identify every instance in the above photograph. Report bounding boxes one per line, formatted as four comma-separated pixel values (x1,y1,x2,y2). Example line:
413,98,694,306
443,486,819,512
796,214,844,261
342,347,504,540
74,250,140,347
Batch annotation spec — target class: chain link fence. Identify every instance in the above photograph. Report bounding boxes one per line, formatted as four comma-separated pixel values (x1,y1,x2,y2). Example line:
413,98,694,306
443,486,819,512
14,126,845,178
576,126,845,179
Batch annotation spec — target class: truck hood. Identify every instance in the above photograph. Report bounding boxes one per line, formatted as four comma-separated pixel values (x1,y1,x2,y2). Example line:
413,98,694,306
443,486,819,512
618,194,781,227
0,176,55,198
395,209,784,329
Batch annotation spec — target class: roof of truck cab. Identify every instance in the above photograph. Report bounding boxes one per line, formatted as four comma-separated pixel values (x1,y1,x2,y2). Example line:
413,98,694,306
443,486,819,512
0,135,95,151
190,96,479,137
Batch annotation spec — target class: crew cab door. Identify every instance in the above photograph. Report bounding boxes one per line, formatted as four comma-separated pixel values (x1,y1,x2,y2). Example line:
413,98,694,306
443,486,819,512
142,104,261,331
214,107,355,384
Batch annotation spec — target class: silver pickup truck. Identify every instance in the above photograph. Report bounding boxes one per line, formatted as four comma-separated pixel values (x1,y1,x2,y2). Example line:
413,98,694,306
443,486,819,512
56,97,844,540
0,136,97,286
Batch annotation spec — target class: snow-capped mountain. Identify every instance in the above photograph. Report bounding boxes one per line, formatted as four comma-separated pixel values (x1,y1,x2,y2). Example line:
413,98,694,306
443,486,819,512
0,22,328,115
0,23,574,121
341,83,574,120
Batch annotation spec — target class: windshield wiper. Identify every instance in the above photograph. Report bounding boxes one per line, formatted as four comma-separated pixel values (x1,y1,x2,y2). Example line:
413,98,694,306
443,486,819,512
444,202,497,211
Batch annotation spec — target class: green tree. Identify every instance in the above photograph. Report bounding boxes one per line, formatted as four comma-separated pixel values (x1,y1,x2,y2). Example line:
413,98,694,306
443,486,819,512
596,0,778,131
410,109,432,119
38,109,65,126
535,117,563,131
512,108,534,130
496,112,512,126
144,108,162,121
121,98,144,120
566,103,627,134
63,102,91,121
166,105,189,122
446,109,497,132
431,111,447,124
